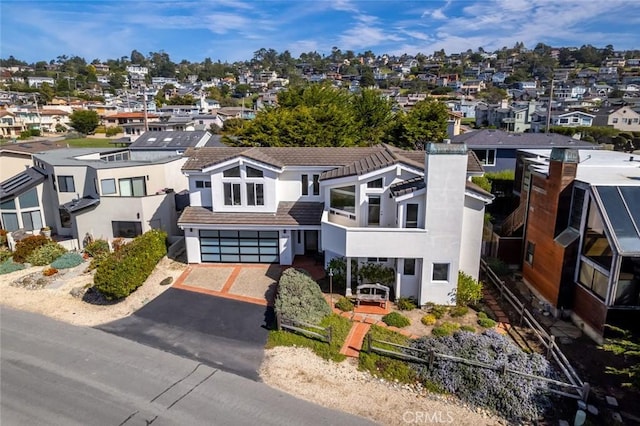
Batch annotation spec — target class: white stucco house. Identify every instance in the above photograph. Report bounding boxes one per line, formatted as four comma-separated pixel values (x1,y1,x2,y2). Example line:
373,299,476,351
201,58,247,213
178,143,493,305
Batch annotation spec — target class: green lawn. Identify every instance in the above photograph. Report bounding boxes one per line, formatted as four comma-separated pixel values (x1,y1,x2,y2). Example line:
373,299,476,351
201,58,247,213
62,138,115,148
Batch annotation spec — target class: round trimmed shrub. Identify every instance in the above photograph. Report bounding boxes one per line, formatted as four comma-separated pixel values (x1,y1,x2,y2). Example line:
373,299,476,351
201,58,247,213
51,252,84,269
421,314,437,326
25,242,67,266
335,296,354,312
460,325,476,332
449,306,469,317
396,297,417,311
432,321,460,337
275,267,331,324
478,317,497,328
382,312,411,328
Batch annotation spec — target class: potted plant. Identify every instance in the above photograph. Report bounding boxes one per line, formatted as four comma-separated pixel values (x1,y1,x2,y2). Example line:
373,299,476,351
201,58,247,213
41,226,52,238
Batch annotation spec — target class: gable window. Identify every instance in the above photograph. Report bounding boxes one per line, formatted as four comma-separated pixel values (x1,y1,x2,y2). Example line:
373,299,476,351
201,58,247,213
432,263,449,281
526,241,535,265
301,175,309,196
224,182,241,205
195,180,211,188
404,258,416,275
119,177,146,197
18,188,39,209
101,178,116,195
313,174,320,196
330,185,356,214
58,175,75,192
473,149,496,166
223,166,241,178
405,204,418,228
367,178,383,188
246,166,263,178
246,183,264,206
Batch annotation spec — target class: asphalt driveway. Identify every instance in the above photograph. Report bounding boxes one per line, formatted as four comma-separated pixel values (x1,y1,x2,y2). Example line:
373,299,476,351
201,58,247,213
97,288,275,381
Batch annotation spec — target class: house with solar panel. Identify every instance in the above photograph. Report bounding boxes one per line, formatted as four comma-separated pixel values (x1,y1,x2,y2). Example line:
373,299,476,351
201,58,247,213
0,131,223,250
514,147,640,341
178,143,493,305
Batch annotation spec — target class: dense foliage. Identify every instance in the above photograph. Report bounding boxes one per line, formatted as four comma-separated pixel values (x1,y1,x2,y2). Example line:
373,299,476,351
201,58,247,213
382,312,411,328
408,331,553,422
275,267,331,324
69,110,100,134
334,296,354,312
93,229,167,300
13,235,50,263
432,321,460,337
83,239,110,257
358,262,395,286
25,242,67,266
396,297,417,311
455,271,483,306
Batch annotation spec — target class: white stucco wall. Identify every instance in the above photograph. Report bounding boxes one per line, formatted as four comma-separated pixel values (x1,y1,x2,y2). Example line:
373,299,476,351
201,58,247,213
460,195,486,280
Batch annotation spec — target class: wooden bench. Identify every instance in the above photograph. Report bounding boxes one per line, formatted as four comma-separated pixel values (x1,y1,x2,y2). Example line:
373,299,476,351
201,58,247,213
355,283,390,309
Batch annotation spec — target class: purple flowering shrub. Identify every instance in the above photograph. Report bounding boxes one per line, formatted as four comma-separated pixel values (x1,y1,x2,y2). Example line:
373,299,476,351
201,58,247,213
406,330,553,422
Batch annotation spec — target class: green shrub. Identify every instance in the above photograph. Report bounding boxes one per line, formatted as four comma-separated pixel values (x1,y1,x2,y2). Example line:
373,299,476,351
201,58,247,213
275,267,331,324
382,312,410,328
429,304,448,319
0,247,11,262
358,262,395,286
93,229,167,300
478,311,488,320
25,242,67,266
84,239,110,257
456,271,483,306
0,229,8,247
449,306,469,317
0,259,25,274
421,314,437,326
105,126,123,137
460,325,476,332
267,313,350,362
51,252,84,269
432,322,460,337
408,331,553,422
335,296,354,312
13,235,50,263
478,317,497,328
485,257,510,277
396,297,417,311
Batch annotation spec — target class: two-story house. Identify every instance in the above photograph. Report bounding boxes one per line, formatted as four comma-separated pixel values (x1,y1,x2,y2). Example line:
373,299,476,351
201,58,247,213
177,144,493,305
0,147,188,250
516,148,640,342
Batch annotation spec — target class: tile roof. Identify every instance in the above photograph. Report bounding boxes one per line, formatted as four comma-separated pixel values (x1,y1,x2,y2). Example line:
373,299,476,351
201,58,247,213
178,202,324,226
0,167,46,200
389,177,425,197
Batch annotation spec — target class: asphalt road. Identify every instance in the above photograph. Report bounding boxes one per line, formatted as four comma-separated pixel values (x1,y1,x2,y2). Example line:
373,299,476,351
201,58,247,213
97,288,273,380
1,308,374,426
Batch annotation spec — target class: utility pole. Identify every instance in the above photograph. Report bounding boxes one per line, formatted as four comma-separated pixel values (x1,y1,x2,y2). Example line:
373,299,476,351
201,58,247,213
143,86,149,132
545,78,554,134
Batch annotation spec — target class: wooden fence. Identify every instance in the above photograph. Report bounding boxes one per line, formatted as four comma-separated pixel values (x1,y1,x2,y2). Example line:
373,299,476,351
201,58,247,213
479,259,588,401
365,335,590,401
275,313,333,344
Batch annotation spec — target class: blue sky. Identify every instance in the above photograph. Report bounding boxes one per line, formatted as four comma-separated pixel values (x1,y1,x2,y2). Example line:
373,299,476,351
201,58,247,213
2,0,639,64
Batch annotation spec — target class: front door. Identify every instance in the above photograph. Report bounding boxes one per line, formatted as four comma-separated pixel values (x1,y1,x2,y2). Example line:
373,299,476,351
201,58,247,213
304,230,318,254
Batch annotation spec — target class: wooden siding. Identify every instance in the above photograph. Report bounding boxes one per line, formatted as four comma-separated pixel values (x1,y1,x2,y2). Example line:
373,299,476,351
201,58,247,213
573,284,607,333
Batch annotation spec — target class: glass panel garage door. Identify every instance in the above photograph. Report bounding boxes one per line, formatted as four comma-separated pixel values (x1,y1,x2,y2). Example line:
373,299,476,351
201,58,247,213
200,230,279,263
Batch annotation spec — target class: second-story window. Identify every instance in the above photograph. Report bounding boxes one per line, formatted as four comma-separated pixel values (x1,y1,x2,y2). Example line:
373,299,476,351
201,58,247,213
247,183,264,206
406,204,418,228
313,174,320,196
301,175,309,196
195,180,211,188
224,183,241,205
101,178,116,195
119,177,146,197
58,176,75,192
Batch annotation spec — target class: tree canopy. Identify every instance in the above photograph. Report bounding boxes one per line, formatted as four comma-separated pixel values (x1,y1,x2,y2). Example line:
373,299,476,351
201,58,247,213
69,110,100,134
225,85,448,149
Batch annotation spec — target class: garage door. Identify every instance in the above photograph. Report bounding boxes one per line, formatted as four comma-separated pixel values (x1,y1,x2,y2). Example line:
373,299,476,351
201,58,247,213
200,230,279,263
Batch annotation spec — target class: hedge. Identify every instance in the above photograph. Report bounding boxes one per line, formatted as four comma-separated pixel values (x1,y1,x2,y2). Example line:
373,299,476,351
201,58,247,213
275,267,331,324
93,229,167,300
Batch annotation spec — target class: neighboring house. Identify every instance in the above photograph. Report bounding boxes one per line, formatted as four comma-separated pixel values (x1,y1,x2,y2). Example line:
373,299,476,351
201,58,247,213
607,106,640,131
0,110,25,138
177,144,492,306
157,105,200,115
0,140,64,181
38,109,71,132
451,129,599,173
516,148,640,342
103,112,160,136
531,111,595,132
475,101,538,132
26,76,55,88
0,147,189,250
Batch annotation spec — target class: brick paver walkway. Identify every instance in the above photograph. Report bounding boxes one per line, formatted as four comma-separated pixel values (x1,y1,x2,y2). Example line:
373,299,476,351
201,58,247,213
482,287,511,335
340,322,371,357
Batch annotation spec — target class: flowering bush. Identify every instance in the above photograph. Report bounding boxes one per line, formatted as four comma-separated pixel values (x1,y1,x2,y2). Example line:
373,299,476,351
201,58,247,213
407,331,553,422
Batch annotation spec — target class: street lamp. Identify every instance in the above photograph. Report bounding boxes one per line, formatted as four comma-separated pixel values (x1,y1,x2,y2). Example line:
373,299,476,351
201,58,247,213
329,268,334,307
